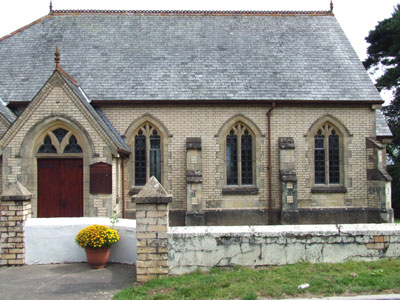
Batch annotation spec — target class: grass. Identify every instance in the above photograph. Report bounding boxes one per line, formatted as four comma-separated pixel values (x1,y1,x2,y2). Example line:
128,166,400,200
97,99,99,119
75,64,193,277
113,259,400,300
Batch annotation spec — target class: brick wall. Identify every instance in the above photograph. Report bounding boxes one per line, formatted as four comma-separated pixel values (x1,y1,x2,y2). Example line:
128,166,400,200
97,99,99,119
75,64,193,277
102,104,376,215
0,72,116,217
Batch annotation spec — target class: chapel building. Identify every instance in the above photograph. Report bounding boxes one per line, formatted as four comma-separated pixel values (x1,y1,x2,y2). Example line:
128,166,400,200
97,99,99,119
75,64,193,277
0,4,393,225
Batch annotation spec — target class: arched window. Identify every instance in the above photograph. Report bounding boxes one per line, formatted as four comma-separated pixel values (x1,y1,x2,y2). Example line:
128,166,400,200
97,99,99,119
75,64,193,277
226,123,254,185
134,122,162,186
37,128,83,154
314,123,341,184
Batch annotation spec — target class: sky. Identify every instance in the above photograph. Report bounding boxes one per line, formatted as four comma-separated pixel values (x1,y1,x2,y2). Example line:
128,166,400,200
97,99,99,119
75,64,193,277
0,0,399,102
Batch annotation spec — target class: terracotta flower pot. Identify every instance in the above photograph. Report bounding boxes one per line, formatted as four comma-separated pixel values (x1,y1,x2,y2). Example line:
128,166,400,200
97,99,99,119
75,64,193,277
85,247,111,269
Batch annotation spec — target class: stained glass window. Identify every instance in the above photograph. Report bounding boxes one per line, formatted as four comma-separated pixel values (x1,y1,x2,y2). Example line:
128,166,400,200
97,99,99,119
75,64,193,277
135,130,146,186
241,130,253,185
38,135,57,153
329,130,340,184
314,124,341,185
38,128,83,155
64,135,83,153
314,130,325,184
134,123,162,186
226,124,253,186
226,130,238,185
52,128,68,143
150,130,161,183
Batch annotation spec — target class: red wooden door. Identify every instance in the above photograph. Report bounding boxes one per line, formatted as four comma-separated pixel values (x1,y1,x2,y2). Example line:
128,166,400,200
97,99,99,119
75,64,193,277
38,158,83,217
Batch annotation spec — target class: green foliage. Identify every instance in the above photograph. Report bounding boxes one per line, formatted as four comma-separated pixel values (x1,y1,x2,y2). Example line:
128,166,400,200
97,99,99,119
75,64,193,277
364,4,400,92
110,209,120,227
242,291,258,300
113,259,400,300
364,4,400,216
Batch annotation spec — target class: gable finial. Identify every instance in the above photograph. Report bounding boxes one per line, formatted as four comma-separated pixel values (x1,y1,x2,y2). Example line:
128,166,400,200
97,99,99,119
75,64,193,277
55,47,60,68
50,1,53,14
330,0,333,12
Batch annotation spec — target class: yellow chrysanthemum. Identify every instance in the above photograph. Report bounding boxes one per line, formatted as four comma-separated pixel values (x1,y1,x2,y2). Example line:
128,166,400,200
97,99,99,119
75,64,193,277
75,224,120,249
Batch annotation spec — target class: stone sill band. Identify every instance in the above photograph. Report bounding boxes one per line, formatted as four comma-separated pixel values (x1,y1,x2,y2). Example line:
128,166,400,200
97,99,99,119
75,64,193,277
222,187,259,195
311,186,347,193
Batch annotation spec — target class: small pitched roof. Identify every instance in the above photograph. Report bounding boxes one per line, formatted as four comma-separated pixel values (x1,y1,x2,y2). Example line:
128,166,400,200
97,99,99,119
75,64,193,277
0,9,382,103
58,69,130,153
0,103,16,124
376,110,392,138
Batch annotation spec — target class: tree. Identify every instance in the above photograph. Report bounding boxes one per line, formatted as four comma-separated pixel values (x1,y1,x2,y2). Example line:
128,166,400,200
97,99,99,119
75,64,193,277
364,4,400,217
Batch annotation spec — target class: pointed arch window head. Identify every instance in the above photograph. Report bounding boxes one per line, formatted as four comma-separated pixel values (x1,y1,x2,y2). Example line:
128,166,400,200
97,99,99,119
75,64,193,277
38,135,57,154
226,123,254,186
37,128,83,155
314,123,341,185
64,135,83,153
52,128,68,143
134,122,162,186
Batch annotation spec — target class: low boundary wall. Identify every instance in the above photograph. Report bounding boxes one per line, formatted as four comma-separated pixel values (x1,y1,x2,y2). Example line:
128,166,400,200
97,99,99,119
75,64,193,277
24,218,137,265
168,224,400,275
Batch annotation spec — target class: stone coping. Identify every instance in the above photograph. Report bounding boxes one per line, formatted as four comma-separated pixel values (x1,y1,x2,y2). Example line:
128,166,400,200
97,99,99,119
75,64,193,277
168,223,400,237
0,195,32,201
25,217,136,229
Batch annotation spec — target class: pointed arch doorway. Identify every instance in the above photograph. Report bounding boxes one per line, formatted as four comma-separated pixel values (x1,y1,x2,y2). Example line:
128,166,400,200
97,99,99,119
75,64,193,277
37,128,84,217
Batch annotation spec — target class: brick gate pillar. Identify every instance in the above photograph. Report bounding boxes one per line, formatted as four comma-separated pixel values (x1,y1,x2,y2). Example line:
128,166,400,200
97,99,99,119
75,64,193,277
0,181,32,266
132,176,172,282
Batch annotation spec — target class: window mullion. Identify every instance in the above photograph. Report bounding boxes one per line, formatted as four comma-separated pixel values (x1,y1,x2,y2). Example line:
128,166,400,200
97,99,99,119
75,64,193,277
324,133,329,185
146,134,150,182
238,134,242,185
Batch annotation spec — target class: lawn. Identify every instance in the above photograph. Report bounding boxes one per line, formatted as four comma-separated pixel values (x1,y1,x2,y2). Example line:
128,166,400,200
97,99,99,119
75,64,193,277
113,259,400,300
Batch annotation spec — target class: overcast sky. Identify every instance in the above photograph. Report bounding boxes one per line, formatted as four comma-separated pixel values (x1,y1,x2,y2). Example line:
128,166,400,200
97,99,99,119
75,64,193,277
0,0,399,103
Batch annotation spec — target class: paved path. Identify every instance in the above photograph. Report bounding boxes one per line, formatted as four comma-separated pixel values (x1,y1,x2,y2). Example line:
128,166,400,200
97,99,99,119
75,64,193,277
283,295,400,300
0,263,136,300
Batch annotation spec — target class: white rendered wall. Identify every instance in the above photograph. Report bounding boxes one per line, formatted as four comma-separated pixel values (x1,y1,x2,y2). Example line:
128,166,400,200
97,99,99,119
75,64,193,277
25,217,136,265
168,224,400,275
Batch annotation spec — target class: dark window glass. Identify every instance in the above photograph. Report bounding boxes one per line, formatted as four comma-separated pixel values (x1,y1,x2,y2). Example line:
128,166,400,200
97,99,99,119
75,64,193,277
135,130,146,186
52,128,69,143
226,130,238,185
329,130,340,184
314,130,325,184
38,135,57,154
150,130,161,184
64,135,83,153
241,130,253,185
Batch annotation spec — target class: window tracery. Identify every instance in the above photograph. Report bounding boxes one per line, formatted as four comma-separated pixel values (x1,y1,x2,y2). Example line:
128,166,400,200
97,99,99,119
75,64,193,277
226,123,254,185
134,122,162,186
314,123,341,185
37,128,83,155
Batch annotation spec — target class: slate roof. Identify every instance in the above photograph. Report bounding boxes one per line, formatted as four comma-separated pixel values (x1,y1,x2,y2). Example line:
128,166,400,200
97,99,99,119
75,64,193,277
0,10,382,102
376,110,392,137
0,104,16,124
58,70,130,153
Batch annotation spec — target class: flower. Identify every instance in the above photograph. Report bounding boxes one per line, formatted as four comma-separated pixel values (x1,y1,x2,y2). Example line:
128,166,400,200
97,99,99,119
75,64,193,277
75,224,120,249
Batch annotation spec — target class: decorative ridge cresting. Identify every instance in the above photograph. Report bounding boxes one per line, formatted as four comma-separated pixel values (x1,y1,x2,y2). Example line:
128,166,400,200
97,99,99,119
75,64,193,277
50,9,334,16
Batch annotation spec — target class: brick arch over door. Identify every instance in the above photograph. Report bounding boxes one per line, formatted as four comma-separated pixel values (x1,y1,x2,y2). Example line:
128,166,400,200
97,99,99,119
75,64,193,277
20,117,94,217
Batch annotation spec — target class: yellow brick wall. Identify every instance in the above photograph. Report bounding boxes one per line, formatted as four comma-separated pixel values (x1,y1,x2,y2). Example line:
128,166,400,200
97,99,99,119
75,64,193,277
101,104,376,212
0,73,116,217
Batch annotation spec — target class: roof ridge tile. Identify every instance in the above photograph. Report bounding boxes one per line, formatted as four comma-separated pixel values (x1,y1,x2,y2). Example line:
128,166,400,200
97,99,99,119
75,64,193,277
51,9,334,17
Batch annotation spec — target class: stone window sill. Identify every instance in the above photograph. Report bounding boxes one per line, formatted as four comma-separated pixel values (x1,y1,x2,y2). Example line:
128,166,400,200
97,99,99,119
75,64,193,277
222,186,259,195
311,186,347,194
